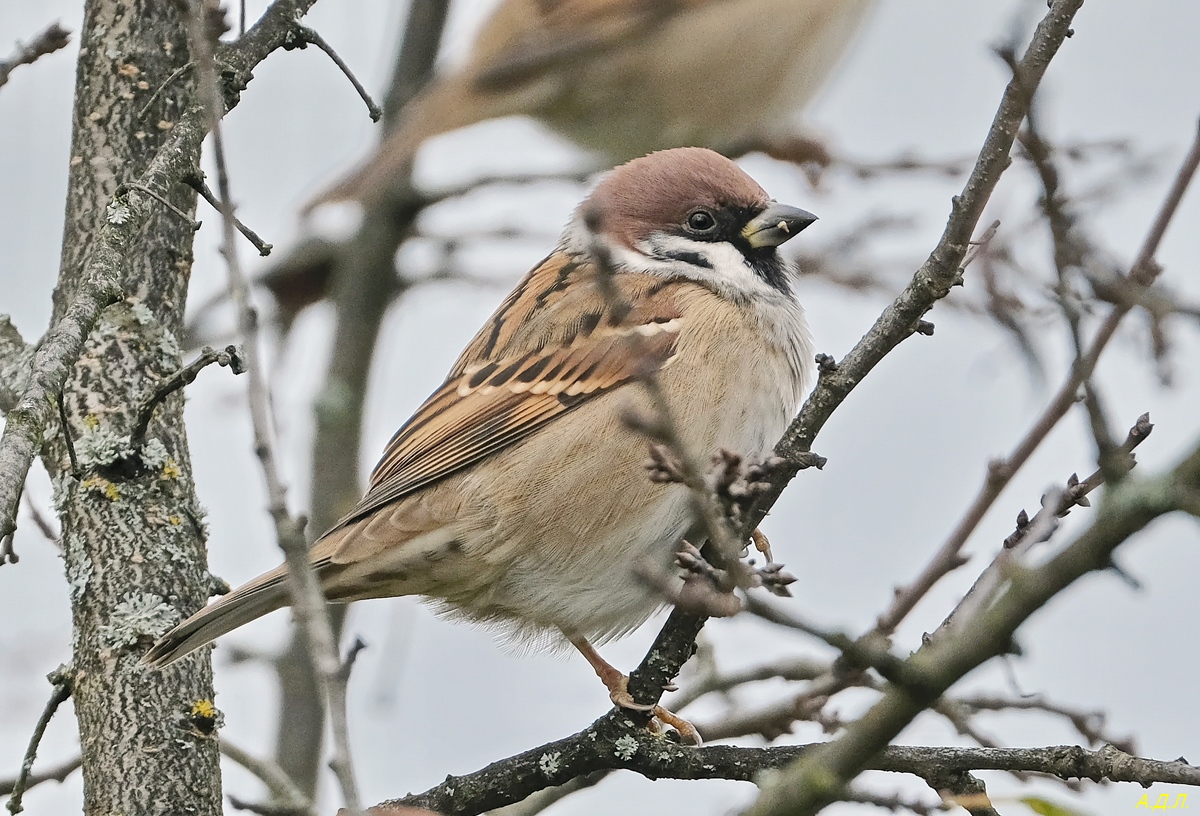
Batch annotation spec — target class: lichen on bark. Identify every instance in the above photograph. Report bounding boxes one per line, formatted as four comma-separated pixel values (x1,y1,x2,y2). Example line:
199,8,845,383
47,2,222,813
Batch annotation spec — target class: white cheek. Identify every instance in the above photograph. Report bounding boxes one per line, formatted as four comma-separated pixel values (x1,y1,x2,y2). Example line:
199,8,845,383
634,233,780,302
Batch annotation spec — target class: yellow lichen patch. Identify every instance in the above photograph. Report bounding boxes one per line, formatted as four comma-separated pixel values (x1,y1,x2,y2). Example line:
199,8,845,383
191,699,216,720
188,698,221,737
168,515,181,526
82,476,120,501
161,459,181,480
83,414,100,430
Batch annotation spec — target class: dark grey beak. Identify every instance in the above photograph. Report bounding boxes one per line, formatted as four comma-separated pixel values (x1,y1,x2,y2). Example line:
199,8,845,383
741,203,818,249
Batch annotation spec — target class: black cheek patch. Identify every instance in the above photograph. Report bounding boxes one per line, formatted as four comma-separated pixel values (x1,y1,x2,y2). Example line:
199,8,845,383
655,249,713,269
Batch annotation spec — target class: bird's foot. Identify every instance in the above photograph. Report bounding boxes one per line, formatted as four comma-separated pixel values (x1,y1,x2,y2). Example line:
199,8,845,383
608,674,701,745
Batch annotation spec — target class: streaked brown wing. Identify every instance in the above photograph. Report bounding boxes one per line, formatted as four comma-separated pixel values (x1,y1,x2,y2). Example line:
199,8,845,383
331,277,683,529
475,0,723,90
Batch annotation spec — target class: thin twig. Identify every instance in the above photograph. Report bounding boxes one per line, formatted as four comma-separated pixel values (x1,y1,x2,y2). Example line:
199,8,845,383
186,2,362,811
136,62,194,119
126,182,202,230
291,26,381,121
130,345,245,446
0,22,71,90
6,667,73,815
21,495,59,544
938,413,1154,638
56,393,78,476
869,119,1200,639
186,174,272,255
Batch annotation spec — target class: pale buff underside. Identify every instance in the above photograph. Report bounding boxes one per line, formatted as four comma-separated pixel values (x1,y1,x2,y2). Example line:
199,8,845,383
316,285,806,647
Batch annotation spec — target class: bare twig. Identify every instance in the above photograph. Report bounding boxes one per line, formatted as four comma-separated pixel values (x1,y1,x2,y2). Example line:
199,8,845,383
289,26,381,121
130,344,245,446
126,182,202,230
953,693,1135,752
742,437,1200,815
186,174,273,255
0,22,71,90
186,1,361,811
5,667,73,815
21,495,59,545
1003,413,1153,551
136,62,194,119
867,113,1196,636
939,414,1153,640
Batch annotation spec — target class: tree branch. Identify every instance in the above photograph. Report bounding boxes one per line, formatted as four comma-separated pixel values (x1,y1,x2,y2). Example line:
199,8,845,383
271,0,451,795
0,22,71,90
376,719,1199,816
4,666,73,815
742,433,1200,815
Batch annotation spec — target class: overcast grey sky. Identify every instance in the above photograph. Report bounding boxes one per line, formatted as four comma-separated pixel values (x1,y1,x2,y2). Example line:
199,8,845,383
2,2,1198,814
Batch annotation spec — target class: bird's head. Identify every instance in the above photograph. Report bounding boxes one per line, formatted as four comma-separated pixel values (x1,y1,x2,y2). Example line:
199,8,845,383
569,147,817,297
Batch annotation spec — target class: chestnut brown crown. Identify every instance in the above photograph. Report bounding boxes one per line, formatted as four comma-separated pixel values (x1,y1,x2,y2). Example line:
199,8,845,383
584,148,772,247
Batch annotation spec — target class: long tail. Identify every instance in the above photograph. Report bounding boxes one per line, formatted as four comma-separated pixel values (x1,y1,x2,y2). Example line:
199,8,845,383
142,565,293,668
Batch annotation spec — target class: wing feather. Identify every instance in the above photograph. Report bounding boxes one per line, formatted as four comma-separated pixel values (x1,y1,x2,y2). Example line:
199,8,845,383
330,262,684,530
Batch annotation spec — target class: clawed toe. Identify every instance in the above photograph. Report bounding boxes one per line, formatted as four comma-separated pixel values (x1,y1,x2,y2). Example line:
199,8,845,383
609,686,655,712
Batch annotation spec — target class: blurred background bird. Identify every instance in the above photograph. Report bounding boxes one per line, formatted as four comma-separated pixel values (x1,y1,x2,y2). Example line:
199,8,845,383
186,0,874,345
315,0,877,207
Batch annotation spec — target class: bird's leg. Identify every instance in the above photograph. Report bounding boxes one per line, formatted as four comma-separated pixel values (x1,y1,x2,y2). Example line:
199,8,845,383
569,636,702,745
570,636,651,711
751,527,773,563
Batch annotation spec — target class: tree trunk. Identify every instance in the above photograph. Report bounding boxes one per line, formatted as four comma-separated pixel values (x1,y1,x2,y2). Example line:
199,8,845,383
48,1,222,813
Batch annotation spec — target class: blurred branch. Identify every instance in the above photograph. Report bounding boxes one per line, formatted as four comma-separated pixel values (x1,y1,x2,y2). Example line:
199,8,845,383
0,22,71,90
0,757,80,799
220,740,316,816
187,0,361,811
953,693,1135,753
271,0,451,797
868,114,1200,642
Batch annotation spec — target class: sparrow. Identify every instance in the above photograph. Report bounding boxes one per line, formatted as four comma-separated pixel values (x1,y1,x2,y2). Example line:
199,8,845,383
147,147,817,739
312,0,874,207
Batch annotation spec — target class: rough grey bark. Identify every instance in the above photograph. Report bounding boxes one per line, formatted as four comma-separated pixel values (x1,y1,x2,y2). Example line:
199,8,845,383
47,2,221,813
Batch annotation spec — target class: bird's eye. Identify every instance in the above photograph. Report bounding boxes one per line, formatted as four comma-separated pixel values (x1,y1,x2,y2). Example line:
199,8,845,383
686,210,717,233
